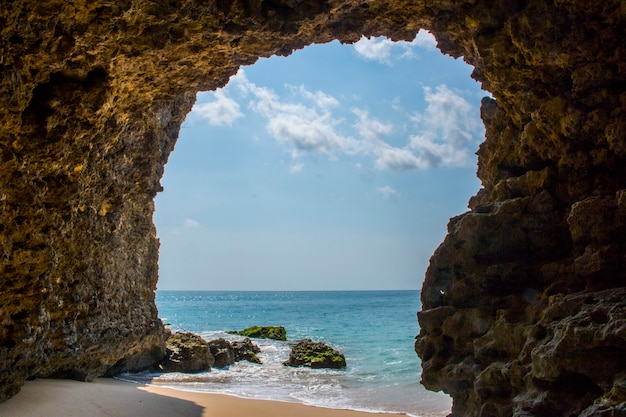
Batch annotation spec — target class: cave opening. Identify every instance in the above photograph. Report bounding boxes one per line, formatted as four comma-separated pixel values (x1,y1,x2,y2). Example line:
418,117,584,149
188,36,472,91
151,32,485,416
2,3,624,415
155,31,484,291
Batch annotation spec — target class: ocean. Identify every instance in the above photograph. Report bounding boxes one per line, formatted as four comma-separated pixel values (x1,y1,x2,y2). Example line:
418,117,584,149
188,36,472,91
118,290,452,417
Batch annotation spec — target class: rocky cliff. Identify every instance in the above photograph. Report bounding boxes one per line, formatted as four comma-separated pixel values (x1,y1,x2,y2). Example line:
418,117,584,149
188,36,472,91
1,1,624,415
414,2,626,416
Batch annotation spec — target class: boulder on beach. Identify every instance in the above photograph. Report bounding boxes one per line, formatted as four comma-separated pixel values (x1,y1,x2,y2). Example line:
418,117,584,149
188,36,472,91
208,337,262,368
207,338,236,368
229,326,287,341
160,331,214,373
232,338,262,364
283,339,346,369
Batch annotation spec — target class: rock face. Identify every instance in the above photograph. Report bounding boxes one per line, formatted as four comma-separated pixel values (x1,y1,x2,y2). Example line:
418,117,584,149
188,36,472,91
283,339,346,369
1,0,625,415
412,2,626,415
160,331,214,373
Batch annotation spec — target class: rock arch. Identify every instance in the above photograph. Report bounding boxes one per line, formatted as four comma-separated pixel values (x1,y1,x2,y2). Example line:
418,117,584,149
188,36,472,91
1,1,624,416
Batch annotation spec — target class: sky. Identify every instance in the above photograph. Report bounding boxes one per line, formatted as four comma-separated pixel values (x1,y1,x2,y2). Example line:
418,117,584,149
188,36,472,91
154,31,487,291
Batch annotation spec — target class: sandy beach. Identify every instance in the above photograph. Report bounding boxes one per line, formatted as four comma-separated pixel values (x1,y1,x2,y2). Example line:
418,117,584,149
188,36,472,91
0,378,408,417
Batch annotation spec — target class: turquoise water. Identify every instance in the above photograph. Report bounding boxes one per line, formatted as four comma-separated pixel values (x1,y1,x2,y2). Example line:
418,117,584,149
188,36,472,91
120,290,451,416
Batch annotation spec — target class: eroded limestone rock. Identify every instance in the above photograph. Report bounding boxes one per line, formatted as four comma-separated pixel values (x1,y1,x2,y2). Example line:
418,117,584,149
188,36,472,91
1,1,625,416
160,331,214,373
0,0,423,401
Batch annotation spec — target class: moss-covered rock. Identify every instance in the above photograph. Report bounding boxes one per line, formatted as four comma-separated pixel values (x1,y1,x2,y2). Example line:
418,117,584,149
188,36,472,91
230,326,287,341
283,339,346,369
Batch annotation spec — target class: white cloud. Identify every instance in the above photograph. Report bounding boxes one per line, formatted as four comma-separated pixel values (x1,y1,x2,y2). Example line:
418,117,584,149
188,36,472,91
352,85,480,171
169,218,201,235
235,70,358,158
353,30,437,64
375,145,425,171
412,30,437,50
354,37,396,64
353,110,424,171
291,85,339,110
226,70,479,173
193,90,243,126
183,218,201,230
376,185,400,199
353,109,393,143
408,85,480,168
289,162,304,173
265,112,348,155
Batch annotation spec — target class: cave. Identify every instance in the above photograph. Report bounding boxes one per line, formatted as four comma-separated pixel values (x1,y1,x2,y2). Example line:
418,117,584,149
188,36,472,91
1,1,625,417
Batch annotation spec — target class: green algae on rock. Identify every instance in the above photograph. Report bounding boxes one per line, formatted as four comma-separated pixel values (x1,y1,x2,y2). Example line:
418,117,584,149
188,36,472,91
283,339,346,369
231,326,287,341
231,338,262,364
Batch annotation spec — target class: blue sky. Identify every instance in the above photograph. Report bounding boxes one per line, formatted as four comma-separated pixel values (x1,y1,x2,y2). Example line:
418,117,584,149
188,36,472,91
154,31,486,291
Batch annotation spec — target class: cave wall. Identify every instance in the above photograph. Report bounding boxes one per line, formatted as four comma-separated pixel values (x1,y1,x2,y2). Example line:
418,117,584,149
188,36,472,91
415,2,626,416
1,1,624,415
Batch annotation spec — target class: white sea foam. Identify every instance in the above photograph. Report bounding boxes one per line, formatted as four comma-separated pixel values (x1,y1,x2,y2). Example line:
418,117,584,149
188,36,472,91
126,290,453,416
119,333,448,416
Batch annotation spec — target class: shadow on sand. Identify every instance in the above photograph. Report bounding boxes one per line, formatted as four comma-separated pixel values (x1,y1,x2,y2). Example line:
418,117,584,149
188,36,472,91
0,378,204,417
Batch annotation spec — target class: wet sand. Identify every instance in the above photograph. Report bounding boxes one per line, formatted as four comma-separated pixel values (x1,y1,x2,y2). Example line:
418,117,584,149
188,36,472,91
0,378,408,417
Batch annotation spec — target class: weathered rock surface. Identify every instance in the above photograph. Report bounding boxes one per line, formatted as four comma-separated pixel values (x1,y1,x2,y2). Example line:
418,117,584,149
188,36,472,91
1,0,625,415
231,326,287,341
160,331,214,373
207,337,262,368
207,338,236,368
413,1,626,414
159,333,261,370
283,339,346,369
232,338,262,364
